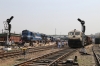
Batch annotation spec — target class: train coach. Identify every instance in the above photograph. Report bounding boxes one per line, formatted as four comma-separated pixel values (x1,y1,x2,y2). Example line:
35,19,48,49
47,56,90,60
68,29,92,48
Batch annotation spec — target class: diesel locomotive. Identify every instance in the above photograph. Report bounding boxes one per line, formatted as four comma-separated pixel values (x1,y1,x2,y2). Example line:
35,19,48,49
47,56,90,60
68,29,92,48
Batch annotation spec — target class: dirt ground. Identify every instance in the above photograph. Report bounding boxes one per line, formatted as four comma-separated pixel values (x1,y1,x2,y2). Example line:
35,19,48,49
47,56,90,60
65,44,95,66
0,48,61,66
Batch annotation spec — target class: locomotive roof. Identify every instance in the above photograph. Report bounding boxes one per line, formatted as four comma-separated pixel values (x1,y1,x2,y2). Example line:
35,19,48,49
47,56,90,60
22,30,46,35
69,29,81,33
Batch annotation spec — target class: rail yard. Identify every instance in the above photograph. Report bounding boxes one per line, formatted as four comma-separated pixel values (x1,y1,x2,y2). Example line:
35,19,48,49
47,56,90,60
0,19,98,66
0,42,99,66
1,0,100,66
0,22,99,66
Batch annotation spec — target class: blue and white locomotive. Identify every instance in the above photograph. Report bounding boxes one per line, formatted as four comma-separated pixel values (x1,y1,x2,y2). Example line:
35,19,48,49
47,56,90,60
21,30,55,43
21,30,42,42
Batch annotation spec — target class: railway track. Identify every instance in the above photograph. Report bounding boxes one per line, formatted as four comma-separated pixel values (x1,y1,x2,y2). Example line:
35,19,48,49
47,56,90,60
14,48,77,66
92,44,100,66
0,44,56,59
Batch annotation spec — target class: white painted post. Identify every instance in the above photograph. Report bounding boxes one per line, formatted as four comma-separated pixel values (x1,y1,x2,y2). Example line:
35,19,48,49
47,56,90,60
7,30,9,47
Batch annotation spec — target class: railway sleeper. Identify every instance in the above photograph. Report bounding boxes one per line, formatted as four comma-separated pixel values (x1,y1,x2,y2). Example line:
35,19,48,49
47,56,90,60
24,62,49,66
0,54,3,59
3,53,8,58
14,52,21,56
13,52,20,56
46,55,61,60
21,59,53,66
34,59,52,63
14,49,66,66
7,53,14,58
28,51,34,53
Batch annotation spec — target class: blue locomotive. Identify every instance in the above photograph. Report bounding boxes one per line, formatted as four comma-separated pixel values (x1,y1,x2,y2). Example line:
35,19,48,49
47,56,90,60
21,30,55,43
21,30,42,42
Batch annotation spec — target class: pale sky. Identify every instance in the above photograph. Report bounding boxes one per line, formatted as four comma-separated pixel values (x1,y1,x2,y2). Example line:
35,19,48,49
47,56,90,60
0,0,100,35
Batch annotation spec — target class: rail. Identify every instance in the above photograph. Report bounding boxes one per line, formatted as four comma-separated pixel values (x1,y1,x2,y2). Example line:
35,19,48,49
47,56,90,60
14,48,76,66
92,45,100,66
47,49,76,66
0,45,56,59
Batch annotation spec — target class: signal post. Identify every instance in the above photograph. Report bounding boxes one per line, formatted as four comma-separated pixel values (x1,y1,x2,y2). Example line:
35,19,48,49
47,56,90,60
77,18,87,54
3,16,14,51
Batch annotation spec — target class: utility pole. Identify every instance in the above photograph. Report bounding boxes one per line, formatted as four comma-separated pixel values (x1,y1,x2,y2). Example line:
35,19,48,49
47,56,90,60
55,28,56,38
2,29,3,34
60,32,61,38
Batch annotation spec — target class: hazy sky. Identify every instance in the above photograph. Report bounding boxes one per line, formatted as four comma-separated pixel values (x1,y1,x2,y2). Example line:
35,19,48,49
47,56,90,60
0,0,100,35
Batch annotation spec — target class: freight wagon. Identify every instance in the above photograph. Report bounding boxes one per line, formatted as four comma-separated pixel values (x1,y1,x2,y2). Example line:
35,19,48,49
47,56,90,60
0,33,21,46
95,33,100,44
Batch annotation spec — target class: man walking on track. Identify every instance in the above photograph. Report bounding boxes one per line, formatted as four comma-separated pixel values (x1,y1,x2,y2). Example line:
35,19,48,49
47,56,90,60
61,41,64,48
18,40,22,48
58,41,61,48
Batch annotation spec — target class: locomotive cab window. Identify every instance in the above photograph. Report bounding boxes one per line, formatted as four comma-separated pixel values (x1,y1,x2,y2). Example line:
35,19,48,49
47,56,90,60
22,31,28,35
30,32,33,35
75,32,80,35
69,32,74,35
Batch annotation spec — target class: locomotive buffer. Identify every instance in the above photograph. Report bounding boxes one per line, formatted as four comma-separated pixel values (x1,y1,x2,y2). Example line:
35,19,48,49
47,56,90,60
77,18,87,54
